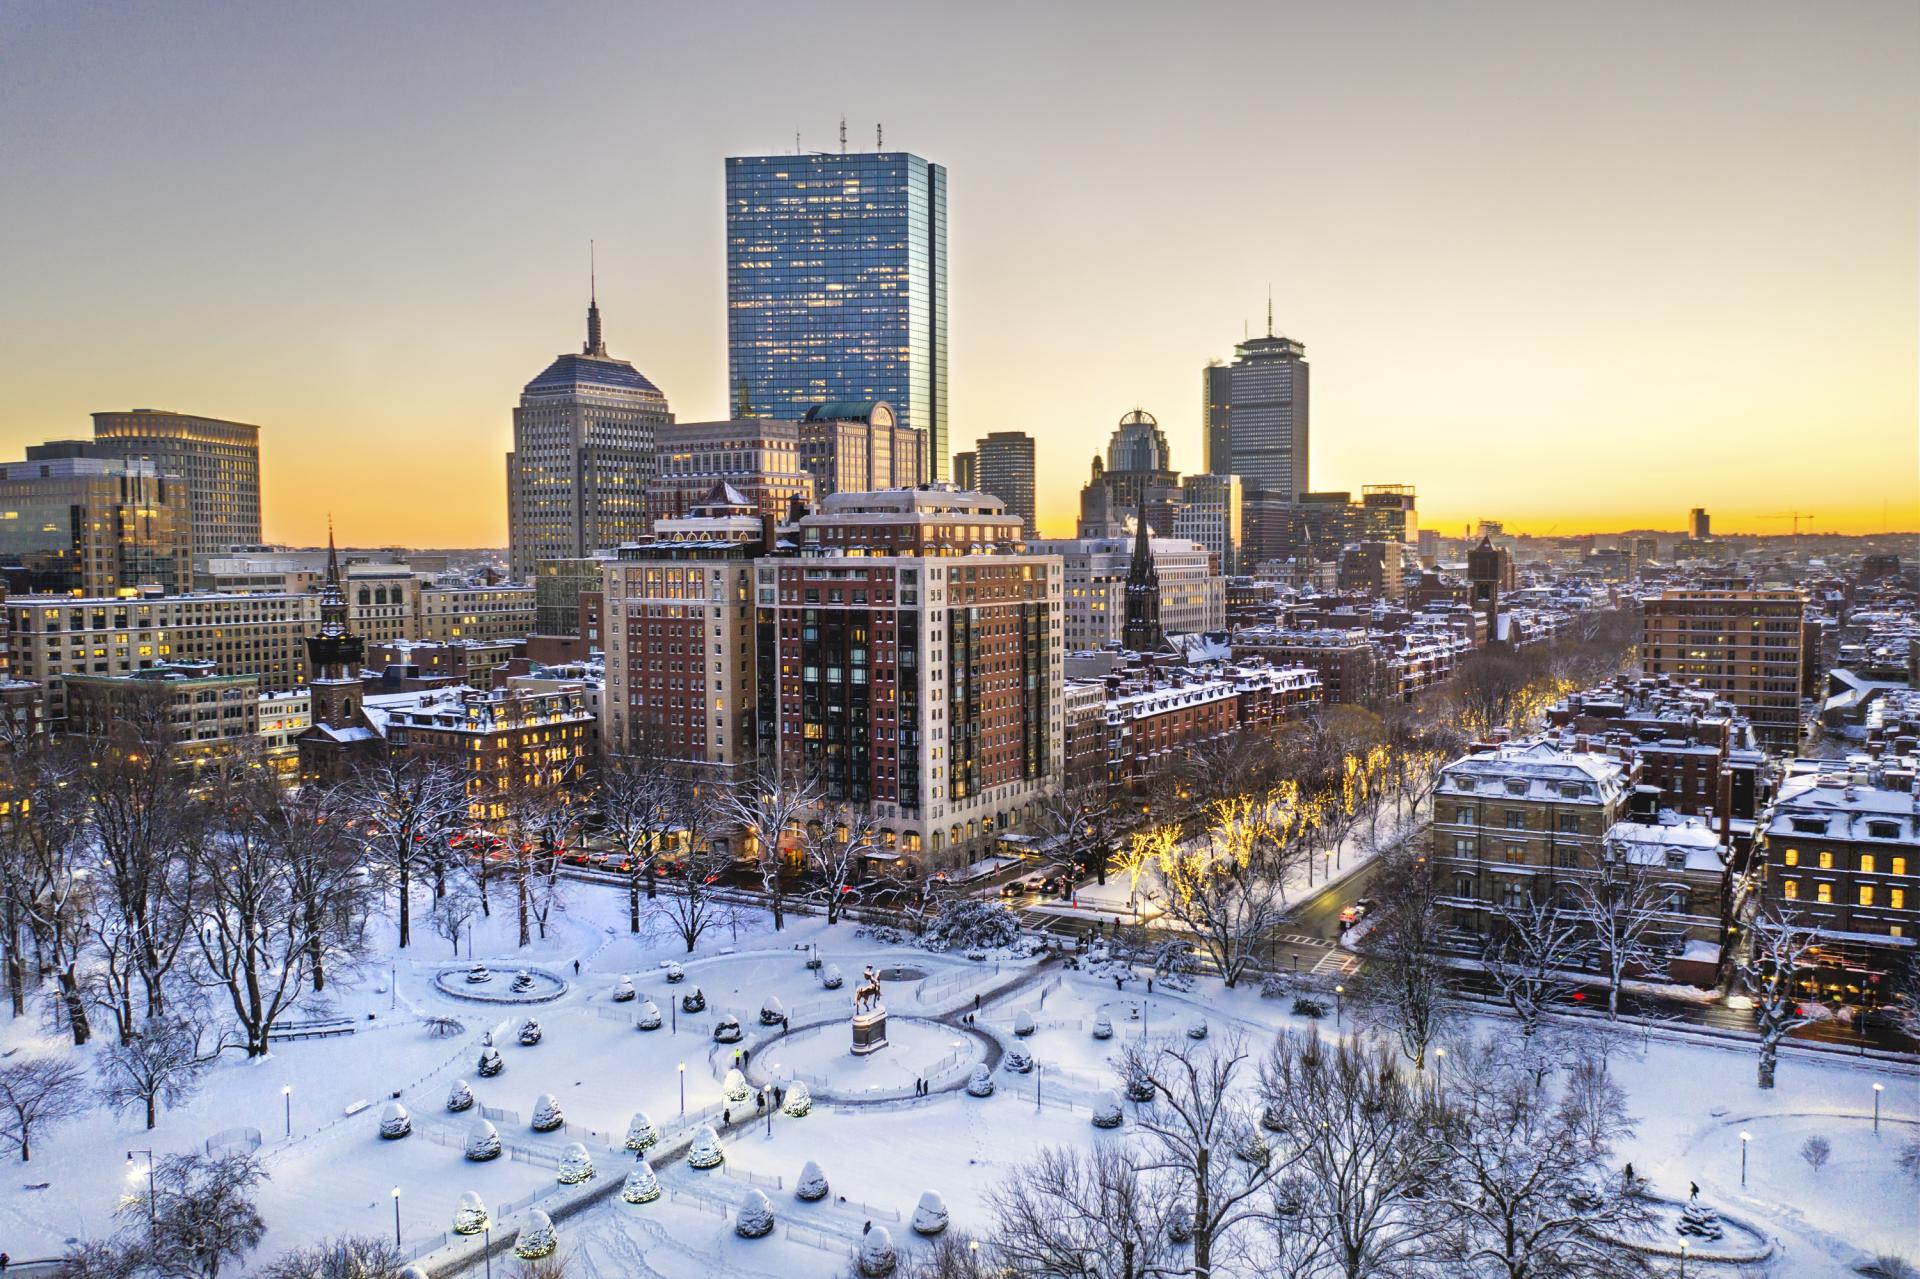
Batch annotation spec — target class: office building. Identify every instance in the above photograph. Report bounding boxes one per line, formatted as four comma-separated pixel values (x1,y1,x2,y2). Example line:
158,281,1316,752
1031,532,1224,651
1690,508,1712,540
646,418,814,524
726,150,948,480
0,452,193,594
1175,473,1242,574
90,410,261,558
975,431,1037,536
1203,362,1232,475
951,451,977,492
1361,484,1418,543
64,661,261,764
507,290,672,579
797,401,923,497
1641,589,1807,751
1078,410,1181,537
533,555,612,640
1224,324,1309,499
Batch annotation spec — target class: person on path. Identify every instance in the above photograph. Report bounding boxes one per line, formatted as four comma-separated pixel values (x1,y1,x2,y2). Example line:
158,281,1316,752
572,959,580,975
743,1047,750,1066
724,1107,732,1125
1115,976,1123,991
756,1093,765,1112
1147,977,1153,993
974,993,981,1010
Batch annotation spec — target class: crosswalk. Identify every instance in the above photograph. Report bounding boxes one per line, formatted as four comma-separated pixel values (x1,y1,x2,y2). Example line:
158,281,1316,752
1311,948,1359,976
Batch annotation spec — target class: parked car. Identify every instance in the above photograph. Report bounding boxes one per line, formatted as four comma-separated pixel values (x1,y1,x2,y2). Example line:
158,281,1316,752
1337,898,1377,929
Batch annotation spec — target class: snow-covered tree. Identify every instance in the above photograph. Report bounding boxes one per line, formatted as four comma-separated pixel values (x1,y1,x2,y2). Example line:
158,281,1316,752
635,997,662,1031
1738,905,1823,1089
965,1065,995,1097
1150,836,1289,989
651,840,737,955
801,802,880,925
922,899,1021,952
378,1101,412,1140
1482,900,1591,1037
530,1093,565,1132
465,1119,502,1161
1800,1133,1832,1172
594,750,686,931
254,1234,406,1279
612,975,635,1002
857,1225,899,1277
448,1079,475,1112
1566,844,1674,1018
96,1015,212,1130
722,1067,752,1102
4,741,107,1044
513,1209,557,1259
557,1141,594,1184
736,1187,776,1238
477,1047,504,1078
1350,842,1455,1070
621,1156,661,1204
341,753,464,950
687,1124,725,1169
783,1080,813,1117
453,1190,489,1234
0,1055,86,1161
718,764,818,931
990,1144,1179,1279
518,1018,543,1046
624,1111,659,1152
427,882,481,958
912,1190,950,1236
1676,1191,1722,1241
795,1159,829,1201
1091,1092,1124,1129
129,1150,268,1279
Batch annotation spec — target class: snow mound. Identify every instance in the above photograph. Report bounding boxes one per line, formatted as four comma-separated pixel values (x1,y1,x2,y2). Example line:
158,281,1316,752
735,1187,775,1238
465,1119,501,1162
795,1159,829,1201
911,1189,950,1236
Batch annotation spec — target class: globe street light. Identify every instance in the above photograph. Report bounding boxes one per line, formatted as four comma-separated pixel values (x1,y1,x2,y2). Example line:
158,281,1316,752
1739,1131,1751,1187
391,1185,402,1246
1334,985,1344,1031
282,1084,292,1139
1873,1082,1884,1135
678,1062,686,1116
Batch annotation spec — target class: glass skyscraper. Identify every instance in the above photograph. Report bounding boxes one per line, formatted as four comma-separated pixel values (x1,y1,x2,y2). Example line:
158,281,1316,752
726,151,948,481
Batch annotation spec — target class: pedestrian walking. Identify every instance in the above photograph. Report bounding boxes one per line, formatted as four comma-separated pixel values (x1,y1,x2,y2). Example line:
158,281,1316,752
572,959,580,975
743,1047,750,1066
724,1107,732,1125
1147,977,1153,993
756,1093,765,1112
974,993,981,1010
1115,975,1123,991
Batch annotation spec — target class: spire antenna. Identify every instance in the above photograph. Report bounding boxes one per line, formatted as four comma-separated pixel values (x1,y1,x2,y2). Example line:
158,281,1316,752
583,241,606,357
1266,284,1273,337
876,122,883,149
840,116,847,154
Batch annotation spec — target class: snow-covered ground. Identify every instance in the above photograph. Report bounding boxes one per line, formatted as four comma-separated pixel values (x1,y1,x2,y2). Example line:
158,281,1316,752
2,877,1915,1277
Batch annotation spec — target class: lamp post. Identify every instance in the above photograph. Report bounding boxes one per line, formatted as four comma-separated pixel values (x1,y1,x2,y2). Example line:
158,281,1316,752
1433,1046,1446,1098
678,1062,686,1116
1873,1082,1884,1135
764,1087,773,1137
1035,1061,1042,1114
1678,1239,1688,1277
672,999,678,1035
282,1084,292,1139
1334,984,1344,1031
391,1186,402,1246
1739,1131,1751,1187
482,1226,493,1279
126,1149,156,1242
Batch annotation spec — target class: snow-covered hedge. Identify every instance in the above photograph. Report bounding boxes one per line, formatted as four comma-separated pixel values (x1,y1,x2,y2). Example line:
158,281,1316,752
687,1124,724,1169
911,1190,949,1236
530,1093,565,1133
1091,1012,1113,1040
664,962,685,983
557,1141,594,1185
857,1225,898,1276
452,1190,488,1235
624,1111,659,1152
465,1119,501,1162
636,998,662,1031
965,1065,995,1097
723,1068,752,1103
447,1079,475,1112
782,1081,813,1118
760,996,785,1025
378,1101,411,1140
921,899,1021,953
822,964,844,990
477,1047,504,1078
1003,1046,1033,1074
612,975,636,1002
795,1159,829,1201
713,1013,743,1043
1091,1091,1124,1129
735,1187,775,1238
517,1018,543,1046
621,1157,661,1204
513,1210,556,1259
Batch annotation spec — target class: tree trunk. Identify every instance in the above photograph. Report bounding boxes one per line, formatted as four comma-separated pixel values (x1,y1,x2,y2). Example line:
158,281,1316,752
307,898,326,993
147,1092,157,1129
1758,1041,1777,1089
57,967,91,1045
516,872,531,948
645,864,657,900
397,862,412,949
1193,1145,1212,1279
629,879,641,933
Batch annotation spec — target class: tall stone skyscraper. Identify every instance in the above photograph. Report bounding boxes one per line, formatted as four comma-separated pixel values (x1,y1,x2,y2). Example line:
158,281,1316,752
975,431,1037,536
507,288,672,580
91,409,261,557
1224,314,1309,500
1202,361,1232,475
725,150,948,481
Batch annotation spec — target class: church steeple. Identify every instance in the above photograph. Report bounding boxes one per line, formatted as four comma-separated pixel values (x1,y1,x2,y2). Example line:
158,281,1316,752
318,517,348,637
583,241,607,357
1122,489,1163,653
307,518,366,729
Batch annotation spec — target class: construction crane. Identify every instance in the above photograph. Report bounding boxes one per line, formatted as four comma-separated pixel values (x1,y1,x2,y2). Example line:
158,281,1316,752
1758,513,1817,536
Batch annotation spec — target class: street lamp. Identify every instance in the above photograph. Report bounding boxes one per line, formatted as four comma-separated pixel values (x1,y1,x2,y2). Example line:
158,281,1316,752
126,1149,156,1242
1433,1046,1446,1096
282,1084,292,1139
764,1087,773,1137
391,1186,401,1246
1334,984,1344,1030
1873,1082,1884,1135
1678,1239,1688,1277
482,1225,493,1279
1739,1131,1751,1187
678,1062,686,1116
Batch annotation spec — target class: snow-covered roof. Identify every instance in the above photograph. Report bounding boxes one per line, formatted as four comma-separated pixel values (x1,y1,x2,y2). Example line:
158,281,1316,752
1438,738,1632,805
1605,816,1727,874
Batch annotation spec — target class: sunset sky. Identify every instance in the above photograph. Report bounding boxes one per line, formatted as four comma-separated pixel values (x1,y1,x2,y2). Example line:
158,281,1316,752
1,1,1914,547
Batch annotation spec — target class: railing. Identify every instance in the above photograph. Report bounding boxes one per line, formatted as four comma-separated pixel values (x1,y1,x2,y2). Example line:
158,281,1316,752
203,1125,262,1157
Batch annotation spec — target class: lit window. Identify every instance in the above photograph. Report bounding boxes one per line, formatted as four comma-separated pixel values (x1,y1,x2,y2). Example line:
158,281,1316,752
1816,883,1832,904
1858,885,1875,907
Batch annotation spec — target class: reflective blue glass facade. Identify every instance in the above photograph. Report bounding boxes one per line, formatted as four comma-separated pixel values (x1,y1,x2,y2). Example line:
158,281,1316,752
726,152,948,481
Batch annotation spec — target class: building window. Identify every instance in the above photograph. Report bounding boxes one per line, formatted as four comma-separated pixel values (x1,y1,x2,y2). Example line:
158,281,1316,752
1858,885,1875,907
1782,879,1798,899
1817,851,1833,869
1815,883,1832,904
1504,810,1525,830
1783,848,1798,867
1894,858,1908,877
1859,854,1876,874
1455,807,1473,825
1892,888,1906,910
1558,814,1579,834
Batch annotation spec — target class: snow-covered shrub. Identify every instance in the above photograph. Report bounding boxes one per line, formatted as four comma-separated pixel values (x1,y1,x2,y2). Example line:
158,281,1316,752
803,947,822,971
378,1101,412,1139
713,1013,743,1043
1677,1194,1723,1241
687,1124,724,1169
911,1190,949,1236
795,1159,829,1201
1291,995,1328,1020
782,1081,813,1117
511,971,535,993
513,1210,556,1259
452,1190,488,1234
465,964,493,984
621,1156,661,1204
922,899,1021,953
1260,971,1289,1000
681,987,706,1013
822,964,844,990
1237,1130,1269,1164
735,1187,775,1238
477,1047,504,1077
965,1065,995,1097
447,1079,475,1113
422,1014,464,1038
623,1111,659,1152
855,924,906,946
760,996,785,1025
1800,1134,1832,1172
1013,1011,1036,1037
1119,1058,1155,1103
635,998,662,1031
1091,1012,1113,1040
1185,1018,1208,1040
858,1225,898,1277
1003,1046,1033,1074
723,1068,752,1103
664,962,685,983
1150,941,1199,992
557,1141,594,1185
398,1267,428,1279
611,975,635,1003
517,1018,543,1046
465,1119,501,1162
1091,1091,1124,1129
530,1093,565,1133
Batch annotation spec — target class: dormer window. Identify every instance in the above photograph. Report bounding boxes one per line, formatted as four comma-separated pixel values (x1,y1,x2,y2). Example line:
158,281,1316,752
1664,851,1687,871
1457,777,1475,791
1867,820,1899,840
1506,779,1528,796
1790,818,1827,835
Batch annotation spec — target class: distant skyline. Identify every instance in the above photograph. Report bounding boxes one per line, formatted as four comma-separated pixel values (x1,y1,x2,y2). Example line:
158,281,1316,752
1,1,1914,546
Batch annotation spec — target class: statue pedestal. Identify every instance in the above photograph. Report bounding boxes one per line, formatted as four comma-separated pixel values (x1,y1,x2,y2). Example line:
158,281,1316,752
850,1004,889,1056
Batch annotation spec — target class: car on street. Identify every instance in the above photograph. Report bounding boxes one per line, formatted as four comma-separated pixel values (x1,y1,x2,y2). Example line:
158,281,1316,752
1337,897,1378,930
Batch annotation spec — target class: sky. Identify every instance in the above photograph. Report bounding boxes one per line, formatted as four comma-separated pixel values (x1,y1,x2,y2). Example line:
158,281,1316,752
1,1,1915,547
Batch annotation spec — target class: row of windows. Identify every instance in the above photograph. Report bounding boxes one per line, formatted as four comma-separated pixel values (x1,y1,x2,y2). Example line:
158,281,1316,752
1780,880,1907,909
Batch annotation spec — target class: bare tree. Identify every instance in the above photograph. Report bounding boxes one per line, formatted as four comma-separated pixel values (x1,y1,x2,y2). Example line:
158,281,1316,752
427,880,481,957
594,751,683,931
341,753,464,950
1120,1033,1286,1279
254,1234,406,1279
97,1014,218,1129
1565,848,1671,1019
989,1143,1181,1279
717,763,818,931
1736,905,1821,1089
0,1053,87,1160
802,803,880,925
1151,829,1290,990
1435,1037,1655,1278
1038,791,1116,887
652,836,735,955
56,1238,146,1279
1350,843,1455,1071
0,741,89,1023
276,784,370,994
1482,901,1591,1037
1257,1031,1448,1279
131,1150,269,1279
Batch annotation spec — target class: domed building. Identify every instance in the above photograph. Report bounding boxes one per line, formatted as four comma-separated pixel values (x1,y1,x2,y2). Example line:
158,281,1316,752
1079,409,1181,537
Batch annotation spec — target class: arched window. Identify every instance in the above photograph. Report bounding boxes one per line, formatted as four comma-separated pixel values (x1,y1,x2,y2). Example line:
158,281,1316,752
357,588,370,606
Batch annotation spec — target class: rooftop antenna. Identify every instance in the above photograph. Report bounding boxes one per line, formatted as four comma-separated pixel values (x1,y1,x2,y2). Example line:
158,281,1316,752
1266,284,1274,337
876,122,884,149
795,129,801,154
840,116,847,154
